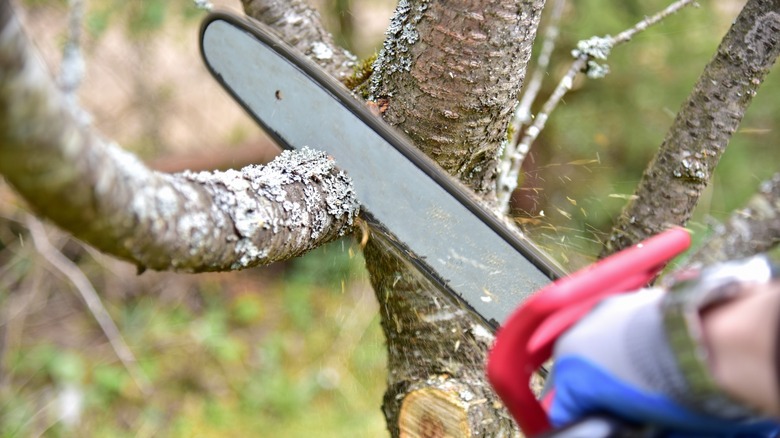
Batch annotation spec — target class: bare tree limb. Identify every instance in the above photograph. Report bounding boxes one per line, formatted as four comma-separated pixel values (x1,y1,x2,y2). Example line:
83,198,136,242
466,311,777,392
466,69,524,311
605,0,780,254
241,0,356,80
688,173,780,265
0,3,359,273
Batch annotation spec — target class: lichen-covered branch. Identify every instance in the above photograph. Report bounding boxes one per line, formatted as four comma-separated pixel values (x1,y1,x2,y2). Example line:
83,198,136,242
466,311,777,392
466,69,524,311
604,0,780,255
241,0,356,80
0,2,358,273
688,174,780,266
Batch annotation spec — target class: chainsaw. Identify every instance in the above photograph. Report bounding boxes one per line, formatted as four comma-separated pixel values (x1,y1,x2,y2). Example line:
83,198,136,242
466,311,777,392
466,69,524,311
199,12,692,437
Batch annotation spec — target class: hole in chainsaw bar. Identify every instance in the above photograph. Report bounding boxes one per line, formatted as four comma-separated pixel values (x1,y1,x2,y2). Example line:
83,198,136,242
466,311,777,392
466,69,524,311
275,90,283,100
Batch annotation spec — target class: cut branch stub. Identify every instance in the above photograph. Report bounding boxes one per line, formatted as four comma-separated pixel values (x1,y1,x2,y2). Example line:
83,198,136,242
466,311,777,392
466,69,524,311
364,234,517,436
399,385,470,438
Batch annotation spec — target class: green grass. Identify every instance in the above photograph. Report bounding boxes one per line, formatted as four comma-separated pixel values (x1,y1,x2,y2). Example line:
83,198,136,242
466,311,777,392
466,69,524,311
0,233,388,437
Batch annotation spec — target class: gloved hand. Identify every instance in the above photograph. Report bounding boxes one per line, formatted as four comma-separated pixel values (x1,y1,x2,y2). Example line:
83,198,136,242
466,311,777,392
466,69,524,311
547,282,780,438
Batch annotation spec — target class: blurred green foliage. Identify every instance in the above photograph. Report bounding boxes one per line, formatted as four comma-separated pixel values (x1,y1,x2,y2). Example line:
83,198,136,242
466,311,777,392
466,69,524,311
0,235,386,437
83,0,200,39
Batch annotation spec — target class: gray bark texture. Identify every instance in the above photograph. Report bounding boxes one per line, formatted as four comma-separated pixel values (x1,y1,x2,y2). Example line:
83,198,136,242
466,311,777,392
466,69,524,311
0,3,359,273
688,173,780,265
241,0,356,80
362,0,545,435
605,0,780,255
369,0,542,195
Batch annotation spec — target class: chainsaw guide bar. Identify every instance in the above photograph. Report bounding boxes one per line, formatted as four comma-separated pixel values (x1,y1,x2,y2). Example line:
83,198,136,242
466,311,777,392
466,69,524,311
200,12,565,329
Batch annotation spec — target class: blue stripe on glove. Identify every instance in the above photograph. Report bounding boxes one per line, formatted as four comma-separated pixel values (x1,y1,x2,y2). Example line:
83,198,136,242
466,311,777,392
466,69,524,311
548,356,780,438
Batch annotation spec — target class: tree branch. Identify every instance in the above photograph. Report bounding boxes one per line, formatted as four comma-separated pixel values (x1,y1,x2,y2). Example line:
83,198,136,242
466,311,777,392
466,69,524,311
605,0,780,254
511,0,566,132
241,0,356,80
0,3,359,273
688,173,780,265
58,0,88,124
497,0,697,212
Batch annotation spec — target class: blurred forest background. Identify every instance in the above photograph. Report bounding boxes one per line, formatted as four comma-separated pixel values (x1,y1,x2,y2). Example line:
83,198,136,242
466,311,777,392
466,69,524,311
1,0,778,436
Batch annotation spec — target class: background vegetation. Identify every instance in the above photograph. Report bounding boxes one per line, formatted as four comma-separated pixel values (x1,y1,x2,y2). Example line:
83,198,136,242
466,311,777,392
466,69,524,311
1,0,778,436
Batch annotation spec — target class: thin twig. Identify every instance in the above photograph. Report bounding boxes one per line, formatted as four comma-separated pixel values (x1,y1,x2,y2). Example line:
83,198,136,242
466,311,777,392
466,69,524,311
25,216,152,396
611,0,697,46
498,0,566,210
512,0,566,132
497,0,697,213
58,0,90,125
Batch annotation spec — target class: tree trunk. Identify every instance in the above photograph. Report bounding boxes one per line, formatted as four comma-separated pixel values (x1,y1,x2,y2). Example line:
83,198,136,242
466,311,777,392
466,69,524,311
362,0,545,435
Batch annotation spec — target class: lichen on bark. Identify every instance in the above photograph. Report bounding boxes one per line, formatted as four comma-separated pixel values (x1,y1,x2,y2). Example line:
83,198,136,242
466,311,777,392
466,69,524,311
362,0,547,435
370,0,545,195
605,0,780,255
241,0,356,79
0,4,359,273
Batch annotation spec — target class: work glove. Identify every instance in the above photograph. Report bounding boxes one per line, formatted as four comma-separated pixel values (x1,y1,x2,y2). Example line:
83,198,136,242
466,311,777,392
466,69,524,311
547,256,780,437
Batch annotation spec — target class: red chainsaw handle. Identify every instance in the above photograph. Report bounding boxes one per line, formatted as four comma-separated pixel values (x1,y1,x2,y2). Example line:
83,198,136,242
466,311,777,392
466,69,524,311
487,227,691,437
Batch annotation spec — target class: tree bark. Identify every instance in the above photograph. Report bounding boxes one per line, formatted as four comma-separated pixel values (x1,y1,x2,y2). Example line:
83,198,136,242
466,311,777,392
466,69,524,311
605,0,780,254
362,0,545,435
369,0,543,195
0,3,358,272
365,235,518,437
241,0,356,80
688,173,780,265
